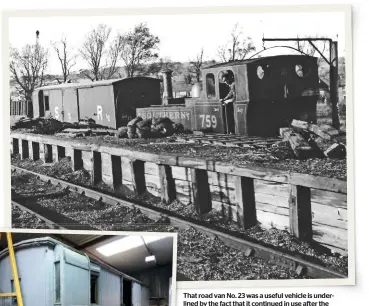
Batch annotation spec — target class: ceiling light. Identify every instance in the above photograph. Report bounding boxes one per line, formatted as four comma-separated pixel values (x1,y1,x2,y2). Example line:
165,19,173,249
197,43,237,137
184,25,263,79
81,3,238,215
145,255,156,264
96,236,166,257
96,236,143,257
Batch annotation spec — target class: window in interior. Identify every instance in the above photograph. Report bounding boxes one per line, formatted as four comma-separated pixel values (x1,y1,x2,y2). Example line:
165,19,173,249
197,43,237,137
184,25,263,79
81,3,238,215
205,73,216,99
54,262,61,303
91,273,99,304
44,96,50,111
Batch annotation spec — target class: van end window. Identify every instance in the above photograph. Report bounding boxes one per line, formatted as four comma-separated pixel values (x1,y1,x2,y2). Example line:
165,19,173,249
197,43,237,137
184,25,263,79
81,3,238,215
205,73,216,99
91,273,99,304
55,262,61,303
44,96,50,111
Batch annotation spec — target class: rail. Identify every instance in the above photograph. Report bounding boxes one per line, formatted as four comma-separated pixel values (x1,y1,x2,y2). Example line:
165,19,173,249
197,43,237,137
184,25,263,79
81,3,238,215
10,132,348,253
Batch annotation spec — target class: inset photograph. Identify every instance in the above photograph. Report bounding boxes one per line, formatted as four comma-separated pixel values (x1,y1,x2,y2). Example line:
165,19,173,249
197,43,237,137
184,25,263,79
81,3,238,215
0,230,176,306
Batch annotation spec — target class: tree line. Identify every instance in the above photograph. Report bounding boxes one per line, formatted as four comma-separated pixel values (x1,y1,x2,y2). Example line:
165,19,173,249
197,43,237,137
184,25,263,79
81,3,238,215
10,22,257,104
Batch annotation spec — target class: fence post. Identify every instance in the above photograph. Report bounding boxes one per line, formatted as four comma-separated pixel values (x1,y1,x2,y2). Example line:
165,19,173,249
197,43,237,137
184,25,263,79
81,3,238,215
190,168,211,214
130,160,146,195
158,164,176,204
235,176,257,229
289,185,313,241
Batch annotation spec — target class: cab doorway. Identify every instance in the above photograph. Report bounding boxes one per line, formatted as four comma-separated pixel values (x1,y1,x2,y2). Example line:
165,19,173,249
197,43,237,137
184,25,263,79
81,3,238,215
219,70,236,134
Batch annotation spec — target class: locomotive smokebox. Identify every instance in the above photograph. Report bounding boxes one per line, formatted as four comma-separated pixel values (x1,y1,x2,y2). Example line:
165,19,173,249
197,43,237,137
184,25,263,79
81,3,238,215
161,69,173,105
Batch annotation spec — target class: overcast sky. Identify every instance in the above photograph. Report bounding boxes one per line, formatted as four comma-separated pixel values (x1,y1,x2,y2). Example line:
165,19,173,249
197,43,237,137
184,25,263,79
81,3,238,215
9,11,346,75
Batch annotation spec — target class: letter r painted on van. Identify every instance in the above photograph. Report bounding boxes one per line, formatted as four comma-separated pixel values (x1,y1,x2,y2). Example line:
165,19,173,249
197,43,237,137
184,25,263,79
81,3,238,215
97,105,103,121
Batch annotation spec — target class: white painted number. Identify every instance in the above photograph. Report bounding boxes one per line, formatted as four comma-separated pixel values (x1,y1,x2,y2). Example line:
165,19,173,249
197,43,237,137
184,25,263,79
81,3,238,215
199,114,217,128
55,107,59,119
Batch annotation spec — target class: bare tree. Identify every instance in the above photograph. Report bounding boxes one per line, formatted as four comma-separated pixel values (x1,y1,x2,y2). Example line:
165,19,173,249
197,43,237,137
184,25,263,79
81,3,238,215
121,23,160,77
80,24,111,81
51,36,77,83
189,48,204,82
217,23,256,62
103,36,125,79
295,35,328,58
9,43,48,114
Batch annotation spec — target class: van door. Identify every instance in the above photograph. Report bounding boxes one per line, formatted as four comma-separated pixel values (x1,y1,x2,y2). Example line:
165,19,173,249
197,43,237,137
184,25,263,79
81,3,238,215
54,245,90,306
132,282,142,306
50,90,64,121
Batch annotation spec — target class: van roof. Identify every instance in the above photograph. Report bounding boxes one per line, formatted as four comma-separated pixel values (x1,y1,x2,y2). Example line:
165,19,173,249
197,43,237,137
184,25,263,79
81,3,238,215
37,76,161,91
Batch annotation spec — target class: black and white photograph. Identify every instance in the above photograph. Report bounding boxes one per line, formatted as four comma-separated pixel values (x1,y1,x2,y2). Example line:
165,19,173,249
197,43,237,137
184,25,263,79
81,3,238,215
0,230,176,306
4,6,352,283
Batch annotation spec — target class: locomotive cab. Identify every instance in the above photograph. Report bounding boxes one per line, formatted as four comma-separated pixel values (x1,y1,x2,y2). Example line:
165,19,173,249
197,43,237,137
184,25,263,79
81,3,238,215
189,55,319,136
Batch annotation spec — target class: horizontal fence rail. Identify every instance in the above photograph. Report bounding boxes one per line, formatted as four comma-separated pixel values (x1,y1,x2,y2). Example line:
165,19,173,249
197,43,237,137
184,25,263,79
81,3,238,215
10,132,348,254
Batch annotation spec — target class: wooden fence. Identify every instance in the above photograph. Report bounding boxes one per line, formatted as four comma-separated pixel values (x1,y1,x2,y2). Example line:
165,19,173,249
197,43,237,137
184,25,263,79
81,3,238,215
10,133,348,254
10,100,27,116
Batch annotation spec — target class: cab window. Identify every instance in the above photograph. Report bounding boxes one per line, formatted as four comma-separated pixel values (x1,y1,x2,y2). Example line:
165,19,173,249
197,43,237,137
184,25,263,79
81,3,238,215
206,73,216,99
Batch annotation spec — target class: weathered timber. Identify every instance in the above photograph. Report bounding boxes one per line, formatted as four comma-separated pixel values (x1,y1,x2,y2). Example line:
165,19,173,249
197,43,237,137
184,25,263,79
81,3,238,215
82,151,93,172
324,143,346,159
44,144,53,163
212,200,238,221
12,138,19,155
279,127,293,138
130,160,146,194
72,149,83,171
190,168,212,214
31,142,40,161
21,140,29,159
92,151,102,185
256,202,289,216
145,162,160,176
209,184,237,204
291,119,337,141
312,202,347,229
282,130,316,158
235,176,257,229
56,146,66,161
28,141,34,160
111,155,123,189
312,222,347,254
256,209,289,231
63,128,92,134
171,166,192,181
289,185,313,241
10,133,347,193
159,164,176,204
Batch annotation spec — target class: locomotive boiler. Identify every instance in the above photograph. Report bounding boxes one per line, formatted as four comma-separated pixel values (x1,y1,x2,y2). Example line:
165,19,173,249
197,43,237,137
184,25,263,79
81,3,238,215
137,55,320,136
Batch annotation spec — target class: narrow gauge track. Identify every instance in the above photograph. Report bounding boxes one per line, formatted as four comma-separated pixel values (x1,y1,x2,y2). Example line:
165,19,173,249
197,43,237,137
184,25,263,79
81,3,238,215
12,200,66,230
11,165,346,280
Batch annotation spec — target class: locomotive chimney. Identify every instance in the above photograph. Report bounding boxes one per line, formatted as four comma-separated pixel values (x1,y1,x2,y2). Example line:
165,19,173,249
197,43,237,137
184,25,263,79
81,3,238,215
161,69,173,105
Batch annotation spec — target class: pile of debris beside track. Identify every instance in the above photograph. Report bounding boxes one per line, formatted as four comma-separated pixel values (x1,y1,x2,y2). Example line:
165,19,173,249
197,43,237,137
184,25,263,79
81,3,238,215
117,116,185,139
11,116,117,137
279,119,346,160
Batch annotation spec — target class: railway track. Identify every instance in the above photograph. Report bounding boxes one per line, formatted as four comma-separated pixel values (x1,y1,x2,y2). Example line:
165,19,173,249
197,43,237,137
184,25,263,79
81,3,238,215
11,165,346,280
